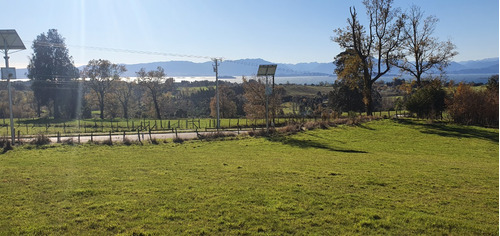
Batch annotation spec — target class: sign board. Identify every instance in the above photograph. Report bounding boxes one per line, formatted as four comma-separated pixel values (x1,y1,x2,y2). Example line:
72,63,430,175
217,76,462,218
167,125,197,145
1,67,16,79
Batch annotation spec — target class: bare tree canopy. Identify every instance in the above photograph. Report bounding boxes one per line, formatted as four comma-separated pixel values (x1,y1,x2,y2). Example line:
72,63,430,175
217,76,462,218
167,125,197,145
396,5,458,87
333,0,404,115
82,59,126,119
136,66,174,120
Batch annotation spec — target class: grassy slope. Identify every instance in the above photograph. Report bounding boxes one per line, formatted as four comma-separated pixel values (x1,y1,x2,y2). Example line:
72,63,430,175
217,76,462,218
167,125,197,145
0,119,497,235
283,85,332,97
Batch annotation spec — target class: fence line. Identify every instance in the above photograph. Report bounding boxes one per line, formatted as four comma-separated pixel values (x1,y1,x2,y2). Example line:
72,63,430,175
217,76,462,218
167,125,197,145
2,110,409,138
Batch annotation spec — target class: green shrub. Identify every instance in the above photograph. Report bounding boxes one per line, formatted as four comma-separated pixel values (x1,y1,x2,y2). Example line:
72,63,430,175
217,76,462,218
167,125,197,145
31,134,51,146
405,81,446,119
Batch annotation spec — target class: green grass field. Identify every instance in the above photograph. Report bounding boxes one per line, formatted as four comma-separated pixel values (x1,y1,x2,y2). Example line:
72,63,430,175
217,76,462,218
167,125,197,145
0,119,497,235
283,84,333,97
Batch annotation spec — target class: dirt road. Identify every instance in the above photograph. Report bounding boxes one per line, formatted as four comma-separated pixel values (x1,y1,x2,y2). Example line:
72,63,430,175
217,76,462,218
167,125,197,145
21,130,247,144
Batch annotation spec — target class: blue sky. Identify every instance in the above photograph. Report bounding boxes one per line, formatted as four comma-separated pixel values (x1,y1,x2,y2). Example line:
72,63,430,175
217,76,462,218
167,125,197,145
1,0,498,68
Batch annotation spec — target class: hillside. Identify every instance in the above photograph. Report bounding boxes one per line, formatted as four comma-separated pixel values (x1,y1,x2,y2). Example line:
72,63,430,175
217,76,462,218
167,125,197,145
14,57,498,80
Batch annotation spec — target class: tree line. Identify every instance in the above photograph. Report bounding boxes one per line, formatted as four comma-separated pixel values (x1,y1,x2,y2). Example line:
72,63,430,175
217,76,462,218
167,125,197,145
331,0,497,127
8,1,499,130
21,29,286,122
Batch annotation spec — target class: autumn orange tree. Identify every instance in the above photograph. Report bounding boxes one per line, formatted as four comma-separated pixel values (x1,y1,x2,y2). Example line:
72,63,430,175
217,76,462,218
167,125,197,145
447,76,499,127
210,84,237,118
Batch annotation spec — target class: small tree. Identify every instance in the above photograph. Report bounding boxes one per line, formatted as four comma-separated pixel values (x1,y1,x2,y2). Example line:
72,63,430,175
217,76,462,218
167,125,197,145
82,59,126,119
328,80,365,113
113,80,135,120
405,79,446,119
210,84,237,118
447,77,499,127
242,78,283,121
242,78,266,120
136,67,174,120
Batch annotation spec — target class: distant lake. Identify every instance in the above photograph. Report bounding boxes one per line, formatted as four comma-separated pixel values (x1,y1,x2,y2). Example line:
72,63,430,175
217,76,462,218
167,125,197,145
172,73,497,85
12,73,496,85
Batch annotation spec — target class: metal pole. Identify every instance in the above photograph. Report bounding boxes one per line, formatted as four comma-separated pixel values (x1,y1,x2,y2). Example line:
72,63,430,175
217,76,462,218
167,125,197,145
213,58,220,131
3,42,15,144
272,74,275,127
265,75,269,133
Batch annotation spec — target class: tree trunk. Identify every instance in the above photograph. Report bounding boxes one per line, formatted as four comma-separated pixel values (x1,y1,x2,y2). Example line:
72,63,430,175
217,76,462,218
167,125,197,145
363,83,373,116
152,94,161,120
54,98,60,119
99,91,105,120
36,101,42,118
123,104,128,120
363,66,373,116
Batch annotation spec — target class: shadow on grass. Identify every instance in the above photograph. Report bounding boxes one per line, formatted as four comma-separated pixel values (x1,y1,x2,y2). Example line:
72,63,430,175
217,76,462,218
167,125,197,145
356,123,376,130
267,136,367,154
395,119,499,143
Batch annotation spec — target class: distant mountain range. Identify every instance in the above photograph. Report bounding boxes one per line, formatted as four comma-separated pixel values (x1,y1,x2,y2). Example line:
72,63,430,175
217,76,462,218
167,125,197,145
15,57,498,80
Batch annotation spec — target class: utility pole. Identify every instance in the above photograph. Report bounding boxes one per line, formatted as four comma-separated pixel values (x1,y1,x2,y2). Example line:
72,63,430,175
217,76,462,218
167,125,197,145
1,30,25,145
212,58,222,131
3,48,14,144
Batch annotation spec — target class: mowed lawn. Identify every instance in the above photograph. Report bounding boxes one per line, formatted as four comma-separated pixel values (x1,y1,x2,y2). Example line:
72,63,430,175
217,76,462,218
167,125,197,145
0,119,497,235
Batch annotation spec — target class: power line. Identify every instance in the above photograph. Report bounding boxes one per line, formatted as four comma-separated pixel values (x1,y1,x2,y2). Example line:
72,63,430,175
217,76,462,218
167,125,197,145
22,40,333,77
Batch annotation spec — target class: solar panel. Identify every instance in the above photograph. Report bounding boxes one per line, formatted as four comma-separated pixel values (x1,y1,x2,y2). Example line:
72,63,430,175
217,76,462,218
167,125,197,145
0,29,26,50
257,64,277,76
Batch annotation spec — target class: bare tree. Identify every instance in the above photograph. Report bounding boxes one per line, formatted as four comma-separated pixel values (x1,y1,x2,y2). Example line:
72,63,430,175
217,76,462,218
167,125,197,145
113,80,135,120
242,78,283,120
136,67,174,120
396,5,458,87
82,59,126,119
333,0,404,115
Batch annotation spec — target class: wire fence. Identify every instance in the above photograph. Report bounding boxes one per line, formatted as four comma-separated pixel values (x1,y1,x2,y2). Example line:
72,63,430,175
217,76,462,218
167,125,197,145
0,109,415,141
